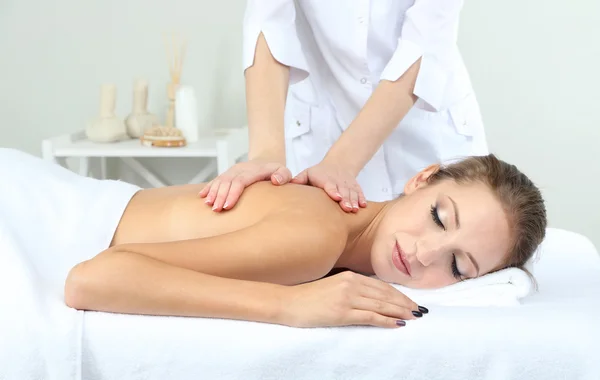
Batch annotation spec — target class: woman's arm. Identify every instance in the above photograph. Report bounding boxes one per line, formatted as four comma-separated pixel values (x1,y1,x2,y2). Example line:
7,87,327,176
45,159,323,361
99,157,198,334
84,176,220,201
64,207,421,327
65,252,421,328
65,251,287,324
63,213,343,321
99,214,345,285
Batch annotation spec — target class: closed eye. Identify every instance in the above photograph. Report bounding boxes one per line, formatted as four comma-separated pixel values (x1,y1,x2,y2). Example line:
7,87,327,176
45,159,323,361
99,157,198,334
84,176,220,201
432,205,463,279
430,205,445,231
451,253,463,280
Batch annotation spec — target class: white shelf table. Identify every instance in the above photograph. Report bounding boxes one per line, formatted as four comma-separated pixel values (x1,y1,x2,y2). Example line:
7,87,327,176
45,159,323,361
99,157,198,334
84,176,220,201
41,126,248,187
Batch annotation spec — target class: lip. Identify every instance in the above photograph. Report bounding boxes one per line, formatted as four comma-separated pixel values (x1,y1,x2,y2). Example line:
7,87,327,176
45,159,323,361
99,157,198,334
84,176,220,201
392,242,412,277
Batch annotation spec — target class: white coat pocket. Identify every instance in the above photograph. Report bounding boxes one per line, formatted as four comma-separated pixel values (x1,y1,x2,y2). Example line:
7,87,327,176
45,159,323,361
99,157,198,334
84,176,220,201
284,92,332,176
448,93,478,137
441,93,487,161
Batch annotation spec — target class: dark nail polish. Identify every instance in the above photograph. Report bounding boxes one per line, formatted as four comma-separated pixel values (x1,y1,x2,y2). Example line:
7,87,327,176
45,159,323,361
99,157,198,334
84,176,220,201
418,306,429,314
412,311,423,318
396,320,406,327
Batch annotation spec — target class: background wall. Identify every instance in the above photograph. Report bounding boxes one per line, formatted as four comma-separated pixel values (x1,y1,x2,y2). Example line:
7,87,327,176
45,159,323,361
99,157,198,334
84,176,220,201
457,1,600,249
1,0,598,249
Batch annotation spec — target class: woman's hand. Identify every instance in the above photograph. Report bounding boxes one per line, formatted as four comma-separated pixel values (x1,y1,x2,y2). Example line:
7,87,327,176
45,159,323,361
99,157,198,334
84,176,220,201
291,161,367,213
198,159,292,211
280,271,427,328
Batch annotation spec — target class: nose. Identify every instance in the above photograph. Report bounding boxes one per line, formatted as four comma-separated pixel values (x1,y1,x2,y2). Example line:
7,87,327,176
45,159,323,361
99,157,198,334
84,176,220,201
415,236,449,267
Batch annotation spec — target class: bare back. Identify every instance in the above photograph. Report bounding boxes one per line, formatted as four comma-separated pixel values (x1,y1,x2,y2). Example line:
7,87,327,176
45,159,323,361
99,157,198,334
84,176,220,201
111,181,343,247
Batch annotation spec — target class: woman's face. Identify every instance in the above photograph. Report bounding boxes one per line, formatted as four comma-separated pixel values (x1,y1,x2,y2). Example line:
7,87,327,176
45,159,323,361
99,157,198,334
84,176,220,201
371,166,512,289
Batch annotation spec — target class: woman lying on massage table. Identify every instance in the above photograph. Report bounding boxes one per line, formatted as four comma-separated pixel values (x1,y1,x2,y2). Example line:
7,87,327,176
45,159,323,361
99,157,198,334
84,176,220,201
64,154,547,329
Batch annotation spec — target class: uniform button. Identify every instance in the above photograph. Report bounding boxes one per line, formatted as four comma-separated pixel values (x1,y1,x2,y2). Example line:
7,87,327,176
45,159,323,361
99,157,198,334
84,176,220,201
360,77,368,84
382,187,388,193
358,16,364,24
296,120,301,126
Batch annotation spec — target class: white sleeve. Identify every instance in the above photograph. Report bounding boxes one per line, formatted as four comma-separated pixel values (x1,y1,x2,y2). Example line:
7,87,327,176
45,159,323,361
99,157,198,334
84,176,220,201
379,0,464,111
243,0,310,85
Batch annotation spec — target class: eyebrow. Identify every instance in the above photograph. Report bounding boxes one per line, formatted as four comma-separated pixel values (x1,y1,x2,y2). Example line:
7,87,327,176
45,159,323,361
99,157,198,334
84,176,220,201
448,196,461,228
464,251,480,277
448,196,479,277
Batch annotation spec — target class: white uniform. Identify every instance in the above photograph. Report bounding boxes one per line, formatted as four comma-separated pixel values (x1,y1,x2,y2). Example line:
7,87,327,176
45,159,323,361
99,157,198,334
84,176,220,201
243,0,488,201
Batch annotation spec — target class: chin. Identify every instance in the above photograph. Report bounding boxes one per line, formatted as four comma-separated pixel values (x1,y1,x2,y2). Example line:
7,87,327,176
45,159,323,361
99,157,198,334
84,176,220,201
370,252,406,286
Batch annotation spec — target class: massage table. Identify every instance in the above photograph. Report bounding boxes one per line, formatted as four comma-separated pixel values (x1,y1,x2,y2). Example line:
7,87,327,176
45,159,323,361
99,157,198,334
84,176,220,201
1,227,599,380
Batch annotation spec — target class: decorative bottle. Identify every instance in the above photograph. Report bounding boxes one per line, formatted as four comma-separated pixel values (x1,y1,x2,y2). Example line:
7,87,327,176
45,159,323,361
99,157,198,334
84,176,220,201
125,79,160,138
86,84,128,143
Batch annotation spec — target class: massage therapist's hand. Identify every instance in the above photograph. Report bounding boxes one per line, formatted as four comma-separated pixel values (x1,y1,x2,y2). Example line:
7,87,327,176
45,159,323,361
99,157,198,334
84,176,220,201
291,160,367,213
281,271,426,328
198,158,292,211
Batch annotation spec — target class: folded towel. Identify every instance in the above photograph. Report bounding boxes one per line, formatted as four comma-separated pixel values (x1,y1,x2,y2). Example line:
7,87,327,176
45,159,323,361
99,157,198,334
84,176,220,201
390,267,534,307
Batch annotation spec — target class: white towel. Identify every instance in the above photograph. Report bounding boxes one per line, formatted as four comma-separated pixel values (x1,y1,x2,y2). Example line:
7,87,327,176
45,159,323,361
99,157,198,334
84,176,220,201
391,267,534,307
0,217,82,380
0,148,140,380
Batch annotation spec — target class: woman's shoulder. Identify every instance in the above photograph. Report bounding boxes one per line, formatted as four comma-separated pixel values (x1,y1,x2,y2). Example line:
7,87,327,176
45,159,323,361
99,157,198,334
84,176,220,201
245,182,346,219
244,181,349,243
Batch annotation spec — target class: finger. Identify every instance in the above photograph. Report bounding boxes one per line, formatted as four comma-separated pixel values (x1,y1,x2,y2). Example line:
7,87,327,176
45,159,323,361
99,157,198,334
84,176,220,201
356,287,419,320
205,180,221,205
323,182,342,201
224,172,265,209
358,189,367,208
212,181,232,212
272,167,292,186
339,186,353,213
290,170,309,185
352,297,416,321
223,178,245,210
198,181,212,198
347,310,406,329
357,275,421,312
349,190,359,212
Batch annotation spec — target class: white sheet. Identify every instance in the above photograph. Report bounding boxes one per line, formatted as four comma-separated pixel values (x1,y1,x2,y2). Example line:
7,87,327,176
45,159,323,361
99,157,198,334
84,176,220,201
0,148,139,380
79,228,600,380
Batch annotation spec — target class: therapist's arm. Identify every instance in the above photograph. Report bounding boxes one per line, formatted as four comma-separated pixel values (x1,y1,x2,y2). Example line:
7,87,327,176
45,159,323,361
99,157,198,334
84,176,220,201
323,59,421,176
327,0,462,173
199,33,292,210
200,0,312,212
292,1,460,211
245,33,290,163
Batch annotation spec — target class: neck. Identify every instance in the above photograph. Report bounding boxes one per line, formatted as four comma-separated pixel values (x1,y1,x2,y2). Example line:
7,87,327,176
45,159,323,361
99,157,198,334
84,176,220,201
336,200,396,275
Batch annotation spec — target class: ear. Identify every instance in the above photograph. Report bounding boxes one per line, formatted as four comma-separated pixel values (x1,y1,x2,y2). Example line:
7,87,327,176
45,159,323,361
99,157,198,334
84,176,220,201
403,164,440,195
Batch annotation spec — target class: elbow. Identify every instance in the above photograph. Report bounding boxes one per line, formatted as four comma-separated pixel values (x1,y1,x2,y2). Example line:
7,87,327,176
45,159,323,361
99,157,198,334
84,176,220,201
64,261,92,310
64,248,118,310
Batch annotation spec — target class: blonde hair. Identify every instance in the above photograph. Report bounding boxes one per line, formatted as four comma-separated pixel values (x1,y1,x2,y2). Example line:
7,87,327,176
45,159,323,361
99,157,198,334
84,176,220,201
428,154,547,271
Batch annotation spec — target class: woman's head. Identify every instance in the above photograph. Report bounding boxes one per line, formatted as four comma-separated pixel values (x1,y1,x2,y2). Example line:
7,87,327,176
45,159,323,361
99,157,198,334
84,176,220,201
370,154,546,289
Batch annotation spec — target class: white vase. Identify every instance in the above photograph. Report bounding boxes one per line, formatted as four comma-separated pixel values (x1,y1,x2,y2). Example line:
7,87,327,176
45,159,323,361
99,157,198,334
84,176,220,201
86,84,128,143
125,79,160,138
175,85,199,143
